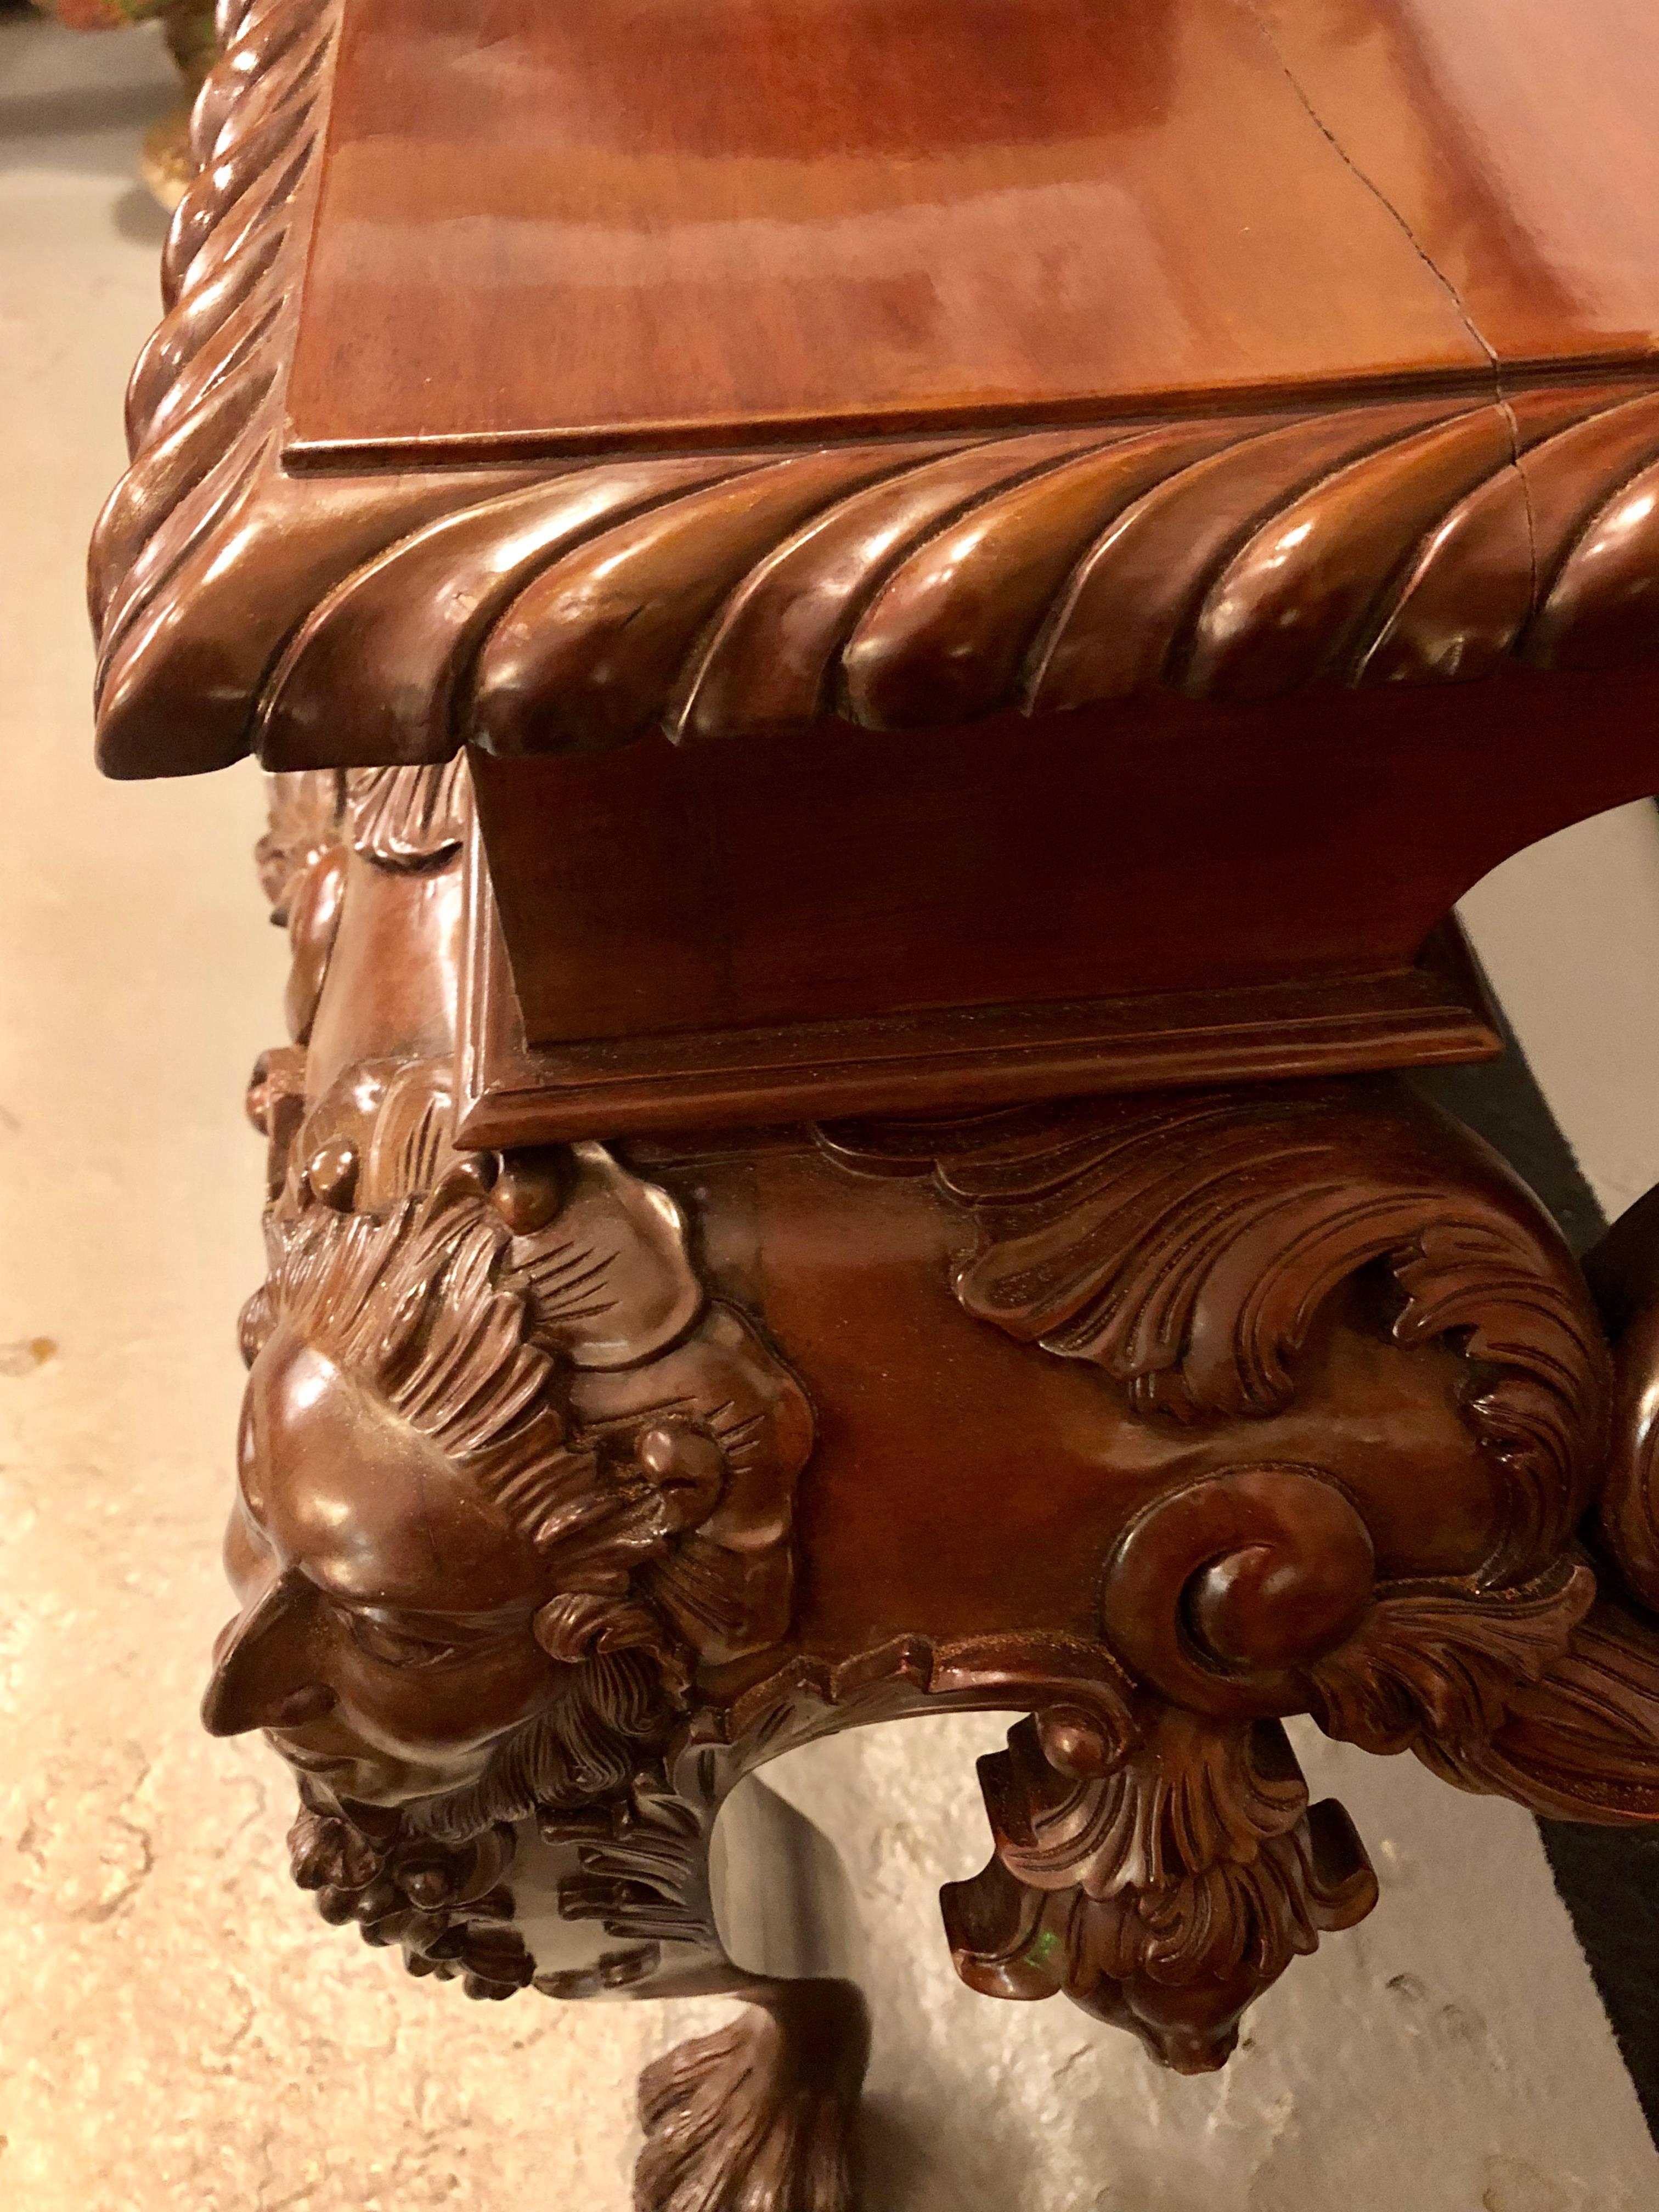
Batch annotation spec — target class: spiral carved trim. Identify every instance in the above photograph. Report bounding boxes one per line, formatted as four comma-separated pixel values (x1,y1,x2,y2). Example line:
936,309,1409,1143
89,3,1659,778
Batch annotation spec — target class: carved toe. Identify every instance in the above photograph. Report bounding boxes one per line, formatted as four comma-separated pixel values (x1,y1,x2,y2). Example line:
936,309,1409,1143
635,1982,869,2212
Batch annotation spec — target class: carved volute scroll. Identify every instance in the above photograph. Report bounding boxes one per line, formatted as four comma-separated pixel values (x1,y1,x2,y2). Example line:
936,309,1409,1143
821,1085,1659,2064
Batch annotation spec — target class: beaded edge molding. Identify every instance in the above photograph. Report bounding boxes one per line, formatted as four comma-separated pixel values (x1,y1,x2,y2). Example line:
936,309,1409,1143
92,0,1659,778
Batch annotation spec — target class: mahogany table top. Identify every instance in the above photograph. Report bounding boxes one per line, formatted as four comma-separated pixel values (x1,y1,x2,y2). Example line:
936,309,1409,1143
285,0,1659,465
92,0,1659,804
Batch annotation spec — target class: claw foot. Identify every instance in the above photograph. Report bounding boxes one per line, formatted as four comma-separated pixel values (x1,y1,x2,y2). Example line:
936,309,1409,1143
635,1980,870,2212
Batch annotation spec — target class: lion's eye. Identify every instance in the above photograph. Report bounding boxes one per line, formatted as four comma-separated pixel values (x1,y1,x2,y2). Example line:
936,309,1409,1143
344,1615,462,1669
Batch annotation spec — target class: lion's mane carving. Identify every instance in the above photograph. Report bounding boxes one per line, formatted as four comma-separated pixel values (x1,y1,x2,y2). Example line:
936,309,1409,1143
232,1043,812,1996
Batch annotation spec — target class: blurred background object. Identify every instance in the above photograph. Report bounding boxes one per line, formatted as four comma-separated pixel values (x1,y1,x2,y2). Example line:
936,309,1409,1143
26,0,213,204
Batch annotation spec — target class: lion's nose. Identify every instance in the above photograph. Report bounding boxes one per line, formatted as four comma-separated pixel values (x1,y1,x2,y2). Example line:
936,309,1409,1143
201,1568,337,1736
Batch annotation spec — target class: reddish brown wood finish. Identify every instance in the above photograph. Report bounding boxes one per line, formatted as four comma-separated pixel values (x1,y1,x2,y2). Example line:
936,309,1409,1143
692,1144,1504,1660
227,764,1659,2187
458,882,1499,1147
86,4,1659,2200
459,657,1659,1133
285,0,1659,463
286,0,1488,459
92,0,1659,832
1253,0,1659,362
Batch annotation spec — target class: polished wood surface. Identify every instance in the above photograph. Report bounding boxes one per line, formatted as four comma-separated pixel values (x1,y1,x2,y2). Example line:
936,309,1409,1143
284,0,1547,461
88,3,1659,2193
96,0,1659,786
222,761,1659,2178
286,0,1659,465
471,664,1658,1049
456,653,1659,1138
458,835,1502,1148
89,0,1659,1137
1255,0,1659,363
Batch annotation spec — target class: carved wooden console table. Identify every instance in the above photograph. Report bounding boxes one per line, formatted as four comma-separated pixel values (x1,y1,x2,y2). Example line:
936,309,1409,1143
92,0,1659,2200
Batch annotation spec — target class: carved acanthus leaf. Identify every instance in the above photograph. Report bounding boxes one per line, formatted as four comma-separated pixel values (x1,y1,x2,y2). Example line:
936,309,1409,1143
1307,1558,1596,1758
943,1710,1376,2072
505,1142,704,1371
822,1086,1610,1581
1418,1596,1659,1821
256,768,342,920
1090,1808,1377,1993
343,759,470,869
988,1708,1307,1898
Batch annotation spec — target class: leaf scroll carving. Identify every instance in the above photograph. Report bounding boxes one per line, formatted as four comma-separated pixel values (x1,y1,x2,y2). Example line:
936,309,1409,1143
206,755,1659,2191
820,1082,1611,1584
943,1708,1376,2073
822,1077,1659,2064
1305,1557,1596,1758
1437,1596,1659,1820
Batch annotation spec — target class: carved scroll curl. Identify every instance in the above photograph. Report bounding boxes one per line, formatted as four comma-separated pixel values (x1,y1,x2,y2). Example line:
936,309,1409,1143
821,1083,1611,1584
822,1081,1659,2063
218,762,1659,2138
943,1711,1376,2072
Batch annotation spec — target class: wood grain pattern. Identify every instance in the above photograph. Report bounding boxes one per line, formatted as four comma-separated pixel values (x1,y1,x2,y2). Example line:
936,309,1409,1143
284,0,1493,459
90,0,1659,781
282,0,1659,462
456,783,1510,1144
1251,0,1659,363
93,8,1659,2199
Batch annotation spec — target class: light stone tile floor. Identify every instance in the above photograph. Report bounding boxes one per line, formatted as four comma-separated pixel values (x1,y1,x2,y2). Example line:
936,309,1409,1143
4,15,1659,2209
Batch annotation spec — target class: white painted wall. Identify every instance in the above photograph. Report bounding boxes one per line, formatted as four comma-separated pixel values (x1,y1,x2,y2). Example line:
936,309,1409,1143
1462,803,1659,1220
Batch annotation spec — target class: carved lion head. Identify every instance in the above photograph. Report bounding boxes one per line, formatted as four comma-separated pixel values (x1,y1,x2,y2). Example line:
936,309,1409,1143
206,1126,811,1838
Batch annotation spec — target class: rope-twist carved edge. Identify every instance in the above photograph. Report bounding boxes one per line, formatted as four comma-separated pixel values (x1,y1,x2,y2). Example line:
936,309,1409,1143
91,0,1659,780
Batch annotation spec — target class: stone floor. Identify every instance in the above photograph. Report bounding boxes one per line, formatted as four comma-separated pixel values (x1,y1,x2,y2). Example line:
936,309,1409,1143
4,14,1659,2209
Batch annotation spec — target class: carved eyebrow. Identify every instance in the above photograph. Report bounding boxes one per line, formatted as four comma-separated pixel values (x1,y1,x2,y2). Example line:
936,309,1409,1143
317,1593,538,1634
